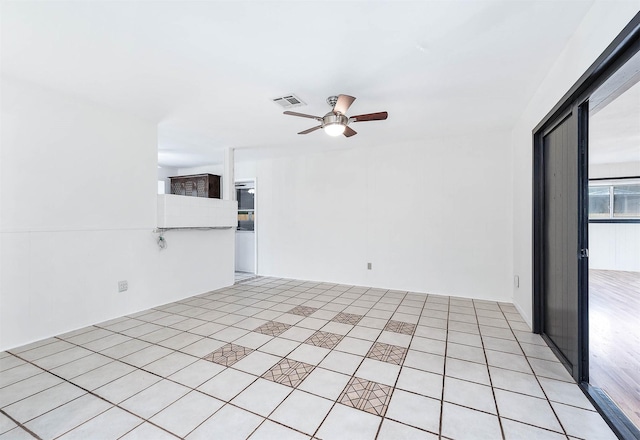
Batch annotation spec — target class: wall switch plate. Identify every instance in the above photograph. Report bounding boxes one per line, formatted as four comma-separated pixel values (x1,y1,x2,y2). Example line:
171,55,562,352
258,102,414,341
514,275,519,288
118,280,128,292
367,263,372,270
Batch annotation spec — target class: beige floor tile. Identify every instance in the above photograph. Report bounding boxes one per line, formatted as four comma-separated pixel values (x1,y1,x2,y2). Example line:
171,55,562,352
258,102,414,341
403,350,445,375
441,402,502,440
270,390,333,436
150,391,224,437
335,337,374,356
495,389,562,433
319,350,364,375
288,344,330,366
168,359,226,388
4,382,85,423
94,369,161,403
258,337,300,357
143,351,198,377
489,366,545,398
377,419,438,439
445,358,491,386
0,372,63,408
316,403,381,440
501,419,567,440
227,350,280,375
25,394,111,439
410,336,446,356
248,420,309,440
396,366,443,399
446,342,486,364
187,404,263,440
298,367,351,400
443,376,496,414
0,363,43,388
486,350,532,374
386,389,440,433
231,378,292,417
538,377,594,410
120,379,190,419
355,358,400,386
197,367,256,401
57,407,142,440
551,402,617,440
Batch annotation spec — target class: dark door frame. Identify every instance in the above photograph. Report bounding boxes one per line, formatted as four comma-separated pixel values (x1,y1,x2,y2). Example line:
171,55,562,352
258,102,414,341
532,12,640,440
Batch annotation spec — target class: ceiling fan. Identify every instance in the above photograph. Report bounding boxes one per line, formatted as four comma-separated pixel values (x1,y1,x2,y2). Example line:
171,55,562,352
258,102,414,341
283,94,388,138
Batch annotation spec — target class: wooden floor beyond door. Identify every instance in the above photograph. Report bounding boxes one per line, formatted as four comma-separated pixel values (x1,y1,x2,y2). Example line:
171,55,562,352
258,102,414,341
589,269,640,428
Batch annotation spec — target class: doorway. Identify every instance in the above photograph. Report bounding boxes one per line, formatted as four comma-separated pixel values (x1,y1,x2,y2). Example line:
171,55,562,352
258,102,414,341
235,179,257,282
587,59,640,430
533,13,640,439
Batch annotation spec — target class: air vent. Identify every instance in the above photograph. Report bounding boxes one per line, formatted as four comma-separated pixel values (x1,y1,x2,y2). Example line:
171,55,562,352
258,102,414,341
272,94,306,109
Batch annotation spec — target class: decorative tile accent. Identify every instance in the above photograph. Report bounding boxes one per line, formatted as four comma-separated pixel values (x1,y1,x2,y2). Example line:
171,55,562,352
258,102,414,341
366,342,407,365
332,312,363,325
339,376,393,416
304,331,344,349
262,358,314,388
254,321,292,337
384,320,417,335
288,306,318,317
203,343,253,366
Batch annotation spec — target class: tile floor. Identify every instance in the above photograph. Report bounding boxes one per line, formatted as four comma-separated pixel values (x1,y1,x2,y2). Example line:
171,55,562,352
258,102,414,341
0,277,617,439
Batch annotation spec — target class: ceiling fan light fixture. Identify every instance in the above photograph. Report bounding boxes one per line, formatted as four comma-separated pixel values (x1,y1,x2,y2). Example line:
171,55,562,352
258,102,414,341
324,123,346,136
322,113,348,137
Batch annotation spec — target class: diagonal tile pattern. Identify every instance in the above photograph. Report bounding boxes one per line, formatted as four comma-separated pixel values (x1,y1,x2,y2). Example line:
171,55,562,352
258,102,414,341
203,343,252,366
384,320,416,335
366,342,407,365
0,276,617,440
253,321,292,337
304,331,344,349
288,306,318,317
339,376,393,416
262,358,315,388
332,312,364,325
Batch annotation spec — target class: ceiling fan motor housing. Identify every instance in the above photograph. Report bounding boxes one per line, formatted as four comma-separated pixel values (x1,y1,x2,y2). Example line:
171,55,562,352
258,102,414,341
323,112,348,128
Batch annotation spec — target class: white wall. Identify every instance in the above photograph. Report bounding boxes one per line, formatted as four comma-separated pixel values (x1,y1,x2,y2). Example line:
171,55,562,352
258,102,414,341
236,231,256,273
0,77,234,351
590,161,640,179
236,130,514,302
178,165,224,176
158,166,179,194
511,3,640,326
589,223,640,271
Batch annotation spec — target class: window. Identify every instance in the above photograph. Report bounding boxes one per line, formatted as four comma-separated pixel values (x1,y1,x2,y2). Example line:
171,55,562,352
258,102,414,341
588,180,640,220
613,184,640,218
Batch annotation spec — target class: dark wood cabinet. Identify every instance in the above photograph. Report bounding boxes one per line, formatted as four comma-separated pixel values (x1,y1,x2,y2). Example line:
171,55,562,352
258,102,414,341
169,174,221,199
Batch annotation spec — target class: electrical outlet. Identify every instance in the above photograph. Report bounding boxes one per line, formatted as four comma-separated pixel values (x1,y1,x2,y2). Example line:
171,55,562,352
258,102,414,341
118,280,128,292
367,263,372,270
514,275,519,288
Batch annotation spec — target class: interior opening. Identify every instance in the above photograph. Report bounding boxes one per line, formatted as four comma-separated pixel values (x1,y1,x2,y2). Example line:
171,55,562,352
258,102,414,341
235,180,257,283
588,48,640,430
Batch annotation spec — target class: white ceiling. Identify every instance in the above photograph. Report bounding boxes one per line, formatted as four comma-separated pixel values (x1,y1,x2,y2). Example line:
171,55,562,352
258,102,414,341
2,1,598,167
591,81,640,165
590,50,640,166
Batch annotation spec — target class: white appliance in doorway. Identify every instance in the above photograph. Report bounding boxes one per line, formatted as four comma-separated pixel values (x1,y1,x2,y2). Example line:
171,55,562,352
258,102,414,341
235,180,256,274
